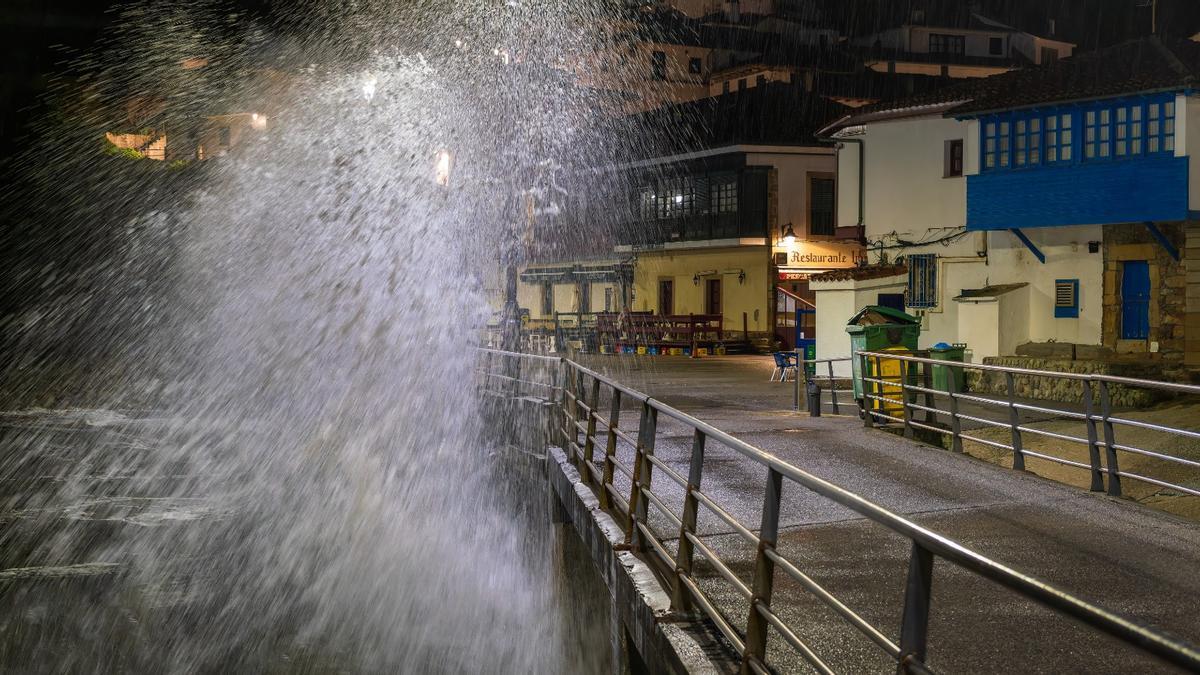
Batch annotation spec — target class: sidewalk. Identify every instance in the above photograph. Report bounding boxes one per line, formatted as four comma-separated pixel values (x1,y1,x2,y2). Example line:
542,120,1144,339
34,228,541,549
577,354,1200,673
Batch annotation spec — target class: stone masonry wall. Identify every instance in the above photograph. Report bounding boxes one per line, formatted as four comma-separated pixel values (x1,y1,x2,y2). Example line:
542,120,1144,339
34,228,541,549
1187,222,1200,370
1102,222,1188,363
970,357,1173,407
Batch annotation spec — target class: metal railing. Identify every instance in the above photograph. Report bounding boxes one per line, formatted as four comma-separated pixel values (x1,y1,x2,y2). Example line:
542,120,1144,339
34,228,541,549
478,349,1200,674
857,350,1200,499
794,355,853,415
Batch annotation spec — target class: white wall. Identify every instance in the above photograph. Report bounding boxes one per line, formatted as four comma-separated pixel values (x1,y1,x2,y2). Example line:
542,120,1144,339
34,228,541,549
835,115,969,234
748,149,836,238
812,276,907,377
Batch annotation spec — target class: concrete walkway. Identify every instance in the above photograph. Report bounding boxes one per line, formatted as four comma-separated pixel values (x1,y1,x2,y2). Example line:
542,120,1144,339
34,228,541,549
576,354,1200,674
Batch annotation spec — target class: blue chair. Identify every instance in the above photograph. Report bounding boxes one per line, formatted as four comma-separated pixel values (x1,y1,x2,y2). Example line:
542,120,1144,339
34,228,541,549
771,352,798,382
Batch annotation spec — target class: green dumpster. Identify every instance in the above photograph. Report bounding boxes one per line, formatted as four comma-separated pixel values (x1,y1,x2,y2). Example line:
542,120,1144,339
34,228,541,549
929,342,967,393
846,306,922,401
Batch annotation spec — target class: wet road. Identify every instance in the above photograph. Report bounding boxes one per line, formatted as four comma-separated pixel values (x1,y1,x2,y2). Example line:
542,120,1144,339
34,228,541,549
579,355,1200,673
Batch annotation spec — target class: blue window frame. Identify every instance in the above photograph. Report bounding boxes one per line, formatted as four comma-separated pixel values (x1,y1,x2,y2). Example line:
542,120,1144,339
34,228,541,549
1044,113,1072,163
979,93,1178,173
907,254,938,308
1054,279,1079,318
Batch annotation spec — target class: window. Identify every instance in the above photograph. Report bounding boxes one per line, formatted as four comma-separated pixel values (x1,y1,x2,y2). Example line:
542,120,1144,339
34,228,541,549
928,33,965,55
1044,113,1072,163
1148,99,1176,153
1084,108,1113,159
1041,46,1059,64
738,78,747,91
944,139,964,177
1015,117,1040,166
907,254,938,308
756,75,766,87
651,50,666,80
541,283,553,317
218,126,231,147
1054,279,1079,318
809,176,835,235
983,122,997,169
688,57,702,74
989,37,1003,56
579,281,591,314
722,80,730,95
604,287,614,313
997,121,1010,168
711,177,737,214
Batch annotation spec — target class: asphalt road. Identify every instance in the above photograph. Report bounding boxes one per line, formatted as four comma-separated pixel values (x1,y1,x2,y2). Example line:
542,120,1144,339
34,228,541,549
576,354,1200,674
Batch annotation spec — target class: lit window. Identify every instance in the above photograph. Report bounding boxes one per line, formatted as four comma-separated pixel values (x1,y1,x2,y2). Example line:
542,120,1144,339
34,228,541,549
984,122,997,169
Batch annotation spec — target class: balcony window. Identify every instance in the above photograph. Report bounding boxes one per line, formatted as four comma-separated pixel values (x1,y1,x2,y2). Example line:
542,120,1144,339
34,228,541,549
929,33,965,56
907,254,938,309
711,178,737,214
1044,113,1072,163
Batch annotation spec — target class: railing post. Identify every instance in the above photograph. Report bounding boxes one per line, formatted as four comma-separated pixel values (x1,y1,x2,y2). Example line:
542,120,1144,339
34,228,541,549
827,360,840,414
1005,371,1025,471
558,362,573,452
861,353,875,428
1100,381,1122,497
481,350,493,393
1082,380,1105,492
897,542,934,675
627,402,658,548
920,359,936,426
902,360,915,440
793,350,802,412
600,389,622,510
510,354,523,398
742,467,783,673
582,376,602,485
672,429,706,612
947,366,963,454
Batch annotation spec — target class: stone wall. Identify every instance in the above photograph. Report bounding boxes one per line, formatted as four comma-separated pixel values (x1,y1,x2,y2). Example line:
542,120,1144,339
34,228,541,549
1102,222,1188,363
970,356,1175,407
1187,222,1200,370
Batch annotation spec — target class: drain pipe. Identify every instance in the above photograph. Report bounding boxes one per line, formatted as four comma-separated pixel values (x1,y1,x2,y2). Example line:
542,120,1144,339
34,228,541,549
818,137,865,232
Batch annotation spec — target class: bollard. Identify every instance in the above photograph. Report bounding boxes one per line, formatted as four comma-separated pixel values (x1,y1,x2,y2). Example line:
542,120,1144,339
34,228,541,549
807,380,822,417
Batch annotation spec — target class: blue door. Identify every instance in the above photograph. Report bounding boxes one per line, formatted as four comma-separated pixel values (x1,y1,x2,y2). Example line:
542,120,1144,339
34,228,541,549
1120,261,1150,340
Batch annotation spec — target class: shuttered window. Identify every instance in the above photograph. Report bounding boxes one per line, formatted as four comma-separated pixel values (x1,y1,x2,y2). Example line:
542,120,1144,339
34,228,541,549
809,177,835,236
907,254,938,309
1054,279,1079,318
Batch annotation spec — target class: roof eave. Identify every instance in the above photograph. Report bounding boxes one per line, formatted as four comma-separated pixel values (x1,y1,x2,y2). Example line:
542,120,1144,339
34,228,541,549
952,85,1195,119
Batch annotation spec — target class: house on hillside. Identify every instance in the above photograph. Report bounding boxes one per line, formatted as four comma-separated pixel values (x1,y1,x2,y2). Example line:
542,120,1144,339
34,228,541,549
814,37,1200,378
851,7,1074,79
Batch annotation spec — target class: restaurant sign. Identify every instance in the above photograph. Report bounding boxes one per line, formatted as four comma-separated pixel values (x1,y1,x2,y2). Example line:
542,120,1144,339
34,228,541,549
774,240,866,281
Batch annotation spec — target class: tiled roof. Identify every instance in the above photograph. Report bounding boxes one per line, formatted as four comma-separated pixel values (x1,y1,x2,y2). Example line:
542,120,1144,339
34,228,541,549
952,37,1200,114
821,37,1200,134
809,264,908,283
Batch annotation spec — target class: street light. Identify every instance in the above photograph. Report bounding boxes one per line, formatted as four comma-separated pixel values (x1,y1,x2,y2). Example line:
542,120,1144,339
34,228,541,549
781,223,797,246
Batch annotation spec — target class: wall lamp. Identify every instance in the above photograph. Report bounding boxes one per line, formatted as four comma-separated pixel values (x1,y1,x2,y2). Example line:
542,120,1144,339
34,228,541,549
781,223,797,246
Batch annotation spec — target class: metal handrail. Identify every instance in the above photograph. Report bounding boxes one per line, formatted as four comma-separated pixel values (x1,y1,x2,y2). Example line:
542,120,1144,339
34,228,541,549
795,355,853,415
856,349,1200,499
479,350,1200,674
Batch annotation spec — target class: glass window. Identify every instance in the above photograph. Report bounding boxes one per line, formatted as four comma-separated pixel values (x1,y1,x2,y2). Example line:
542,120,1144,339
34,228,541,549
1061,114,1073,161
998,121,1010,167
711,177,737,214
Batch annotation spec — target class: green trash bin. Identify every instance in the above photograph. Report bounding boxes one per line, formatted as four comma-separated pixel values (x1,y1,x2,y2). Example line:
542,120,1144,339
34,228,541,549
929,342,967,393
846,306,922,401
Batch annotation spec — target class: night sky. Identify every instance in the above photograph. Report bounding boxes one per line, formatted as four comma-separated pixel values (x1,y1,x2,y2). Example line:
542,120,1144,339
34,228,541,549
3,0,1200,153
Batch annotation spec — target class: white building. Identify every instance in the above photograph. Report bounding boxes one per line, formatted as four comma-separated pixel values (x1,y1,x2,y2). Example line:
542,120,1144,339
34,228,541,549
813,37,1200,376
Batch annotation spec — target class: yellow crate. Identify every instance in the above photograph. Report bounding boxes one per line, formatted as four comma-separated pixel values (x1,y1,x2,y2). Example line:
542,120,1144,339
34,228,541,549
670,348,683,356
637,346,648,355
694,348,708,357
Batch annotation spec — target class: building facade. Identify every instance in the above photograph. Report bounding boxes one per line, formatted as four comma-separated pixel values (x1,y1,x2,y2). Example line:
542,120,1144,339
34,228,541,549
816,37,1200,377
